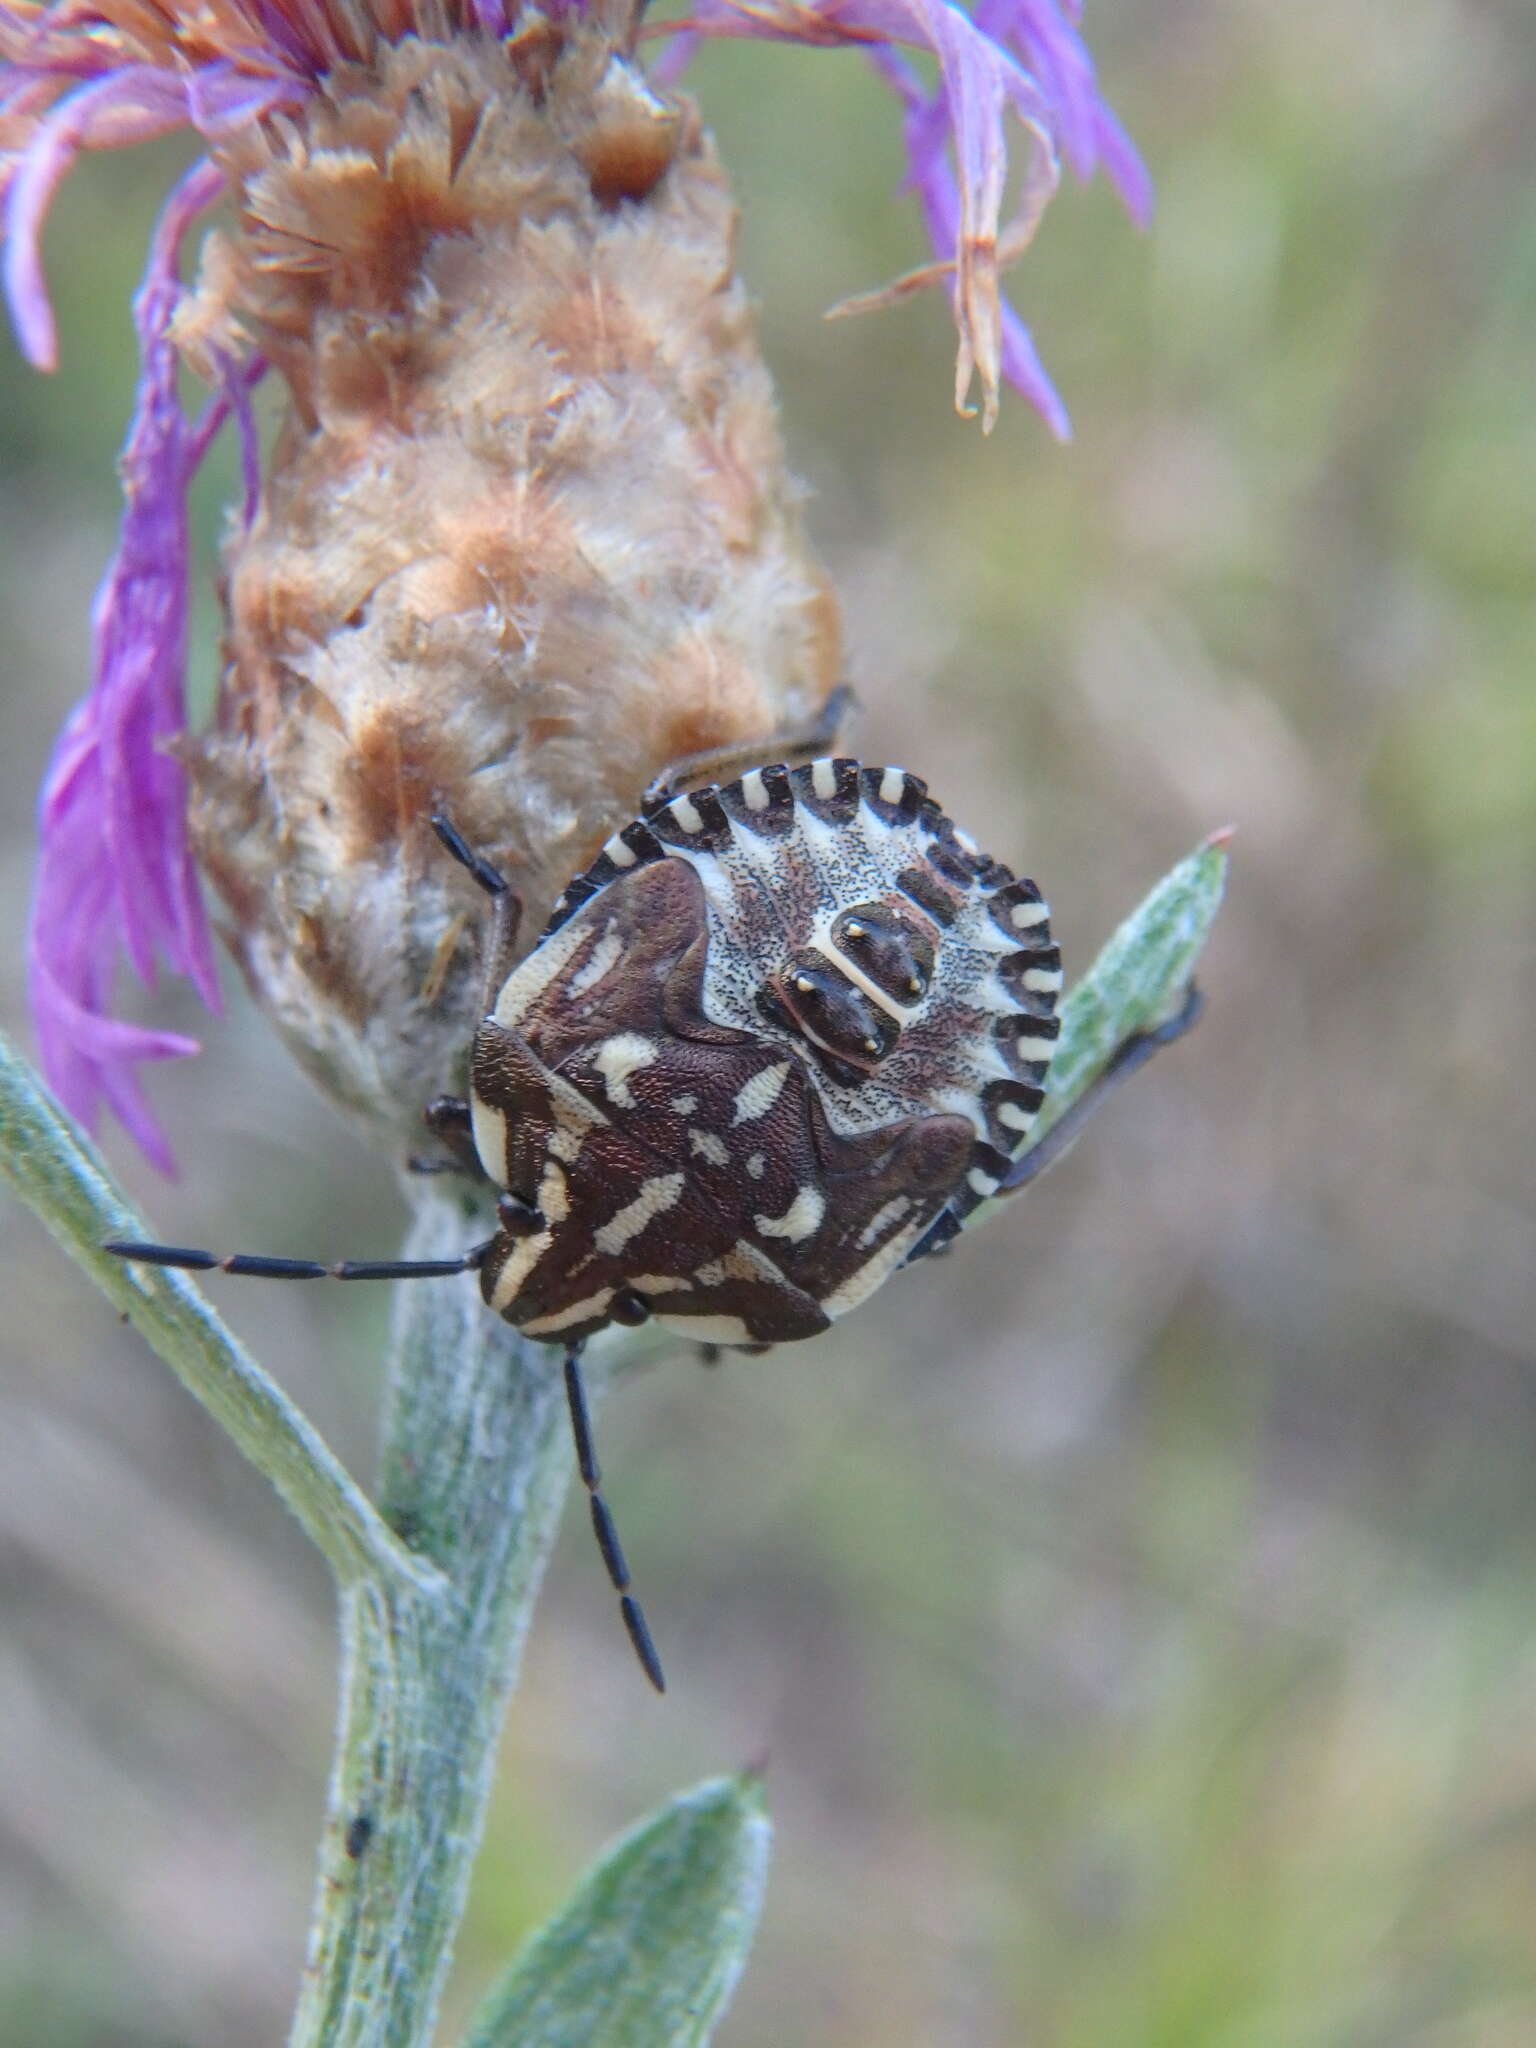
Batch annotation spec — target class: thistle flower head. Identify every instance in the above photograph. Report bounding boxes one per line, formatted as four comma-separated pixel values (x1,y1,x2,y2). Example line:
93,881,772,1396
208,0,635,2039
2,0,1145,1164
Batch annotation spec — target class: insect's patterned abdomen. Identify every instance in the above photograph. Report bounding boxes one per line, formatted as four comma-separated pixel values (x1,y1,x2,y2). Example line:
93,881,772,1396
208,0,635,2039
470,761,1061,1344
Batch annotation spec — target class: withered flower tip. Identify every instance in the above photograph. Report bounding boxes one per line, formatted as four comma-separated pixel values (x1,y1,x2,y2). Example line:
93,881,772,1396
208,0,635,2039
1,0,1145,1165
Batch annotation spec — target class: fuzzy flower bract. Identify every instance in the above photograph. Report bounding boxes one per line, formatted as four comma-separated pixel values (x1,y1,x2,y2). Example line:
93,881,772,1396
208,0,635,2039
1,0,1146,1166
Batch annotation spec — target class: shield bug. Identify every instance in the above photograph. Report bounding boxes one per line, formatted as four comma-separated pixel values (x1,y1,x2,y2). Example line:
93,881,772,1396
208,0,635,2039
108,757,1200,1690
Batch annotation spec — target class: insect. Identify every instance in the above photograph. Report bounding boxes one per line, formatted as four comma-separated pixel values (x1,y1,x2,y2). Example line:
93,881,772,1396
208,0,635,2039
108,754,1200,1691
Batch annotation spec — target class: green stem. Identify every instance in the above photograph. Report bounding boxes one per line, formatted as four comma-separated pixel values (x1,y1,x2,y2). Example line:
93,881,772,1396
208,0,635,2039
288,1185,579,2047
287,1194,675,2047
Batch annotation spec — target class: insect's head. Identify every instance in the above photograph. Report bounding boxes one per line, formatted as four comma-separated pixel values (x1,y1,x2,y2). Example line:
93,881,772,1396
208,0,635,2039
762,896,938,1082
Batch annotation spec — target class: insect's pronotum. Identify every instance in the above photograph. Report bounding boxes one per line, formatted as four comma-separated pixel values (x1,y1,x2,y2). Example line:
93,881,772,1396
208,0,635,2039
108,755,1200,1691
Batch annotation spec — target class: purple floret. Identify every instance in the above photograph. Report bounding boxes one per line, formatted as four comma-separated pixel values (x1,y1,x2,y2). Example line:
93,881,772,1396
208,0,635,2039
25,158,245,1169
661,0,1148,433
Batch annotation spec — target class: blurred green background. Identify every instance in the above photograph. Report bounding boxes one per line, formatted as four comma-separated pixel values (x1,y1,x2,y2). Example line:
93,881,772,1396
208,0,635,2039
3,0,1535,2041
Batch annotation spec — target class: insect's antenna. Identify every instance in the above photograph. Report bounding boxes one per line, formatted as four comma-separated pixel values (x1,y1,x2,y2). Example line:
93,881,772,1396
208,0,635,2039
563,1341,667,1694
103,1240,496,1283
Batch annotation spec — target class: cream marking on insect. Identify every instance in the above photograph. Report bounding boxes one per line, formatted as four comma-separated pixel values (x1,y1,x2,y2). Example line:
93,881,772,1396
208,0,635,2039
593,1173,686,1256
856,1196,910,1249
807,916,921,1024
602,832,638,869
819,1235,923,1319
745,1152,766,1179
488,1226,556,1313
669,1094,698,1115
689,1129,731,1167
1016,1027,1059,1059
731,1061,791,1125
549,1061,614,1128
781,1003,882,1073
754,1186,826,1243
522,1288,617,1336
491,914,593,1027
811,757,838,800
668,794,704,834
547,1123,585,1165
655,1312,755,1344
539,1157,571,1224
1022,964,1064,994
566,921,624,997
740,769,770,812
967,1168,1001,1199
878,767,906,806
1010,898,1050,930
592,1032,659,1109
470,1096,510,1184
997,1099,1036,1132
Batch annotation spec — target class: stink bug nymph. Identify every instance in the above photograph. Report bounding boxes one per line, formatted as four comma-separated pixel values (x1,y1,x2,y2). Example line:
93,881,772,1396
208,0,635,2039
108,756,1201,1691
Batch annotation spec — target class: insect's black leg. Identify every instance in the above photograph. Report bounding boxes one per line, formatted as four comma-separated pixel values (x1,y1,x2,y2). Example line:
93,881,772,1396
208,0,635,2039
104,1238,497,1282
429,811,524,1009
429,813,510,899
563,1341,666,1695
1000,982,1206,1196
408,1094,487,1179
641,682,859,809
695,1341,771,1367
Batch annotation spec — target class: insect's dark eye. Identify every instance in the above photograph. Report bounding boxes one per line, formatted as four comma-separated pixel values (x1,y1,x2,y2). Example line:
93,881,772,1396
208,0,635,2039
496,1191,544,1238
609,1289,651,1327
773,951,899,1067
832,901,936,1004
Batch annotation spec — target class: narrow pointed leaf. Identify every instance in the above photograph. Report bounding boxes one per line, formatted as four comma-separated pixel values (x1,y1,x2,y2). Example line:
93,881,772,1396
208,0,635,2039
963,831,1229,1235
464,1774,771,2048
1038,830,1230,1139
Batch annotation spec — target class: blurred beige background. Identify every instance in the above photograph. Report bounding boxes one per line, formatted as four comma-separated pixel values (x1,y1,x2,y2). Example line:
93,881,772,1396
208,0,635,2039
2,0,1535,2041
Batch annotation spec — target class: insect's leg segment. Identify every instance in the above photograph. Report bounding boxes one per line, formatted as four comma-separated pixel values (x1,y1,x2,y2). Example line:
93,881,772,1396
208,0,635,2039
429,812,524,1009
1001,983,1206,1196
563,1342,667,1695
104,1239,497,1282
641,682,859,809
429,812,510,898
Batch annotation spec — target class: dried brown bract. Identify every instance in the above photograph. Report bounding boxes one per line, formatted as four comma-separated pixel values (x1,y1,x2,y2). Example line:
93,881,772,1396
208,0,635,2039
181,13,839,1137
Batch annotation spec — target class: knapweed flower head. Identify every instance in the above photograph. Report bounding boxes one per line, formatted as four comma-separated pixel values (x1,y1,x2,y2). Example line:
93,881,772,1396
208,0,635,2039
1,0,1146,1166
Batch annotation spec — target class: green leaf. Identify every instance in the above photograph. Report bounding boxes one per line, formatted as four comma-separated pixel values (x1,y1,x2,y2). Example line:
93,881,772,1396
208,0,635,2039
963,832,1229,1237
1038,829,1231,1141
464,1774,772,2048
